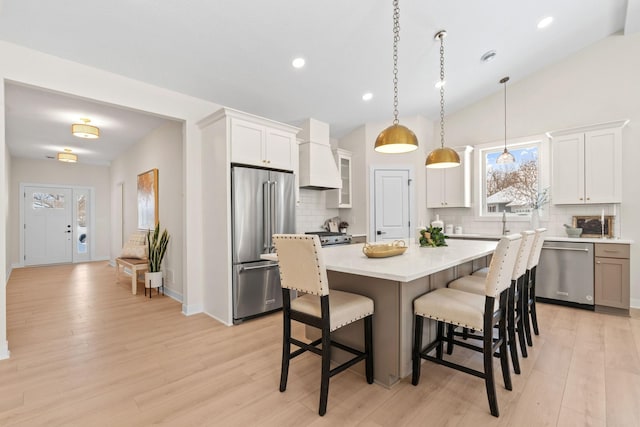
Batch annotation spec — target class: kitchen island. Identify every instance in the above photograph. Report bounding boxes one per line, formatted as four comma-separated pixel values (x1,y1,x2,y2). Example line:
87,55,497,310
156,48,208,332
264,239,497,387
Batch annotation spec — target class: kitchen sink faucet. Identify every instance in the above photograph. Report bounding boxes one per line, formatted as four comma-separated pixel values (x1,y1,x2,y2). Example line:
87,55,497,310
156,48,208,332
502,211,510,235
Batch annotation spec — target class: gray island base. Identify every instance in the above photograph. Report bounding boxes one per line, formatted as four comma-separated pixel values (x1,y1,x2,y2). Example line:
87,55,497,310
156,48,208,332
293,239,498,388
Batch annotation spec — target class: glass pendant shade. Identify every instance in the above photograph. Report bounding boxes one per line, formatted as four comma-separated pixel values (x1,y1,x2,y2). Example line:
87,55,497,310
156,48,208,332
497,76,514,164
425,147,460,168
374,124,418,153
496,148,515,164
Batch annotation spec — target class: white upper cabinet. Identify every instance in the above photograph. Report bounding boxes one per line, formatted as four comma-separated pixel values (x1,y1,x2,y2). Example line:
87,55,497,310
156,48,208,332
327,149,352,208
230,116,297,171
550,120,627,204
427,146,473,208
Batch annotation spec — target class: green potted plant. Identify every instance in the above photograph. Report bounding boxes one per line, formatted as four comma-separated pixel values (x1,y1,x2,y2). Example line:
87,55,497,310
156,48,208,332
419,226,448,247
145,223,170,292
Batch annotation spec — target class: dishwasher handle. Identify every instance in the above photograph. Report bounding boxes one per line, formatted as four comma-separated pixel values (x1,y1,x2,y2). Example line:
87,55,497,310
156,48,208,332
543,246,590,252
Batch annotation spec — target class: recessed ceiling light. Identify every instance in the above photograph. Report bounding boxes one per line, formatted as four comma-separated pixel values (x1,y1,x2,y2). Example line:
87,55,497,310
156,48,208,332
362,92,373,101
292,57,305,68
480,50,497,63
434,80,446,89
537,16,554,29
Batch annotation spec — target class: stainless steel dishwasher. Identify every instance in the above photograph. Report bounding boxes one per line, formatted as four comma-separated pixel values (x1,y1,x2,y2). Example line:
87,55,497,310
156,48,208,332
536,240,594,308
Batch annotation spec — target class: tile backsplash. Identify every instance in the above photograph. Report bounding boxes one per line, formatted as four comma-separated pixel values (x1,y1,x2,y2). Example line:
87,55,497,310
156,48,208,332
426,203,622,239
296,189,339,232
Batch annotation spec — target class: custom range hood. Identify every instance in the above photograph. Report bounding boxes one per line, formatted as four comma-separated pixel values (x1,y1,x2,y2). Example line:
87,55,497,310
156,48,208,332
298,118,342,190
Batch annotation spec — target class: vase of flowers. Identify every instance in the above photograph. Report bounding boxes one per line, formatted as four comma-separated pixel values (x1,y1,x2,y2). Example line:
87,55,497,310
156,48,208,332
529,188,549,228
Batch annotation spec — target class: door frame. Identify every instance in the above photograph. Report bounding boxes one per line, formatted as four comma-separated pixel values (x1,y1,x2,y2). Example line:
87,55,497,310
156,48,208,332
19,183,96,267
369,165,415,241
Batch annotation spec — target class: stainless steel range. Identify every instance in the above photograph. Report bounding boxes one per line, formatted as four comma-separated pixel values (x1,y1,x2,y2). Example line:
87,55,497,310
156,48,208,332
305,231,352,246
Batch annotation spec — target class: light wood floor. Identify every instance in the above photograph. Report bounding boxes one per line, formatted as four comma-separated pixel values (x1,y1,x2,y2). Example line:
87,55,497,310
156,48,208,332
1,261,640,426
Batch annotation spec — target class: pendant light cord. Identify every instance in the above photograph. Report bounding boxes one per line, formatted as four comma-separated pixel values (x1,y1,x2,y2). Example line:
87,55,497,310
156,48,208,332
438,32,446,149
392,0,400,125
500,76,510,151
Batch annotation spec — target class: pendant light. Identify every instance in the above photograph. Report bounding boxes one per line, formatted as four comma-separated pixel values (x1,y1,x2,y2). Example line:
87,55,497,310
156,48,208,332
72,118,100,139
496,76,515,164
374,0,418,154
425,30,460,168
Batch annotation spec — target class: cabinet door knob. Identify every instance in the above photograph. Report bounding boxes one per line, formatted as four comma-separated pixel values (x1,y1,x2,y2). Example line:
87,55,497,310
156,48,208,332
579,197,583,200
596,261,601,264
587,197,590,200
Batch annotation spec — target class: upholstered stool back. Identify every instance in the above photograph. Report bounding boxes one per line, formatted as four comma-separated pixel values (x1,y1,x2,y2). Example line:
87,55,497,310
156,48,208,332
527,228,547,271
273,234,329,296
484,234,522,297
513,230,536,281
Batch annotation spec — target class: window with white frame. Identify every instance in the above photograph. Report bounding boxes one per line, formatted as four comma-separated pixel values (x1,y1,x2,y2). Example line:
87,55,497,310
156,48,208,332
479,140,544,216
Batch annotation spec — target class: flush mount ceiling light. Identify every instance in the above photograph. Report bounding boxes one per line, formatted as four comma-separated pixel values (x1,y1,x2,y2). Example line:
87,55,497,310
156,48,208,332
496,76,516,164
57,148,78,163
425,30,460,169
537,16,554,29
374,0,418,154
72,118,100,139
292,57,306,68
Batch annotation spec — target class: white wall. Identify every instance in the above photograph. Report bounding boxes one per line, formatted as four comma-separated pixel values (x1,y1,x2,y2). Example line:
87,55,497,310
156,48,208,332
110,121,184,298
0,40,222,358
0,82,7,360
431,32,640,306
9,158,111,265
339,115,434,239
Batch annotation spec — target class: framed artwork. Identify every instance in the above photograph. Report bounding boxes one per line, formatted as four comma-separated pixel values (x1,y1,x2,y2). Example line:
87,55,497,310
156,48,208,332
572,215,613,238
137,168,158,230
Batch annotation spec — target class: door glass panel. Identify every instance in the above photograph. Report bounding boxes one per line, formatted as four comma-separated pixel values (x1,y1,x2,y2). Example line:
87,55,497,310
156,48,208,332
33,193,65,209
76,194,87,254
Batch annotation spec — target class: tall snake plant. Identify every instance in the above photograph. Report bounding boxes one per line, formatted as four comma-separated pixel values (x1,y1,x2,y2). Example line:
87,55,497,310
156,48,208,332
147,223,170,272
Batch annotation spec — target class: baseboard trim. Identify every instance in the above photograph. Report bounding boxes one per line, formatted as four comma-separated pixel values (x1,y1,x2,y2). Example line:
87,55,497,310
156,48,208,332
162,286,183,303
0,341,10,360
203,310,232,326
630,298,640,309
182,303,203,316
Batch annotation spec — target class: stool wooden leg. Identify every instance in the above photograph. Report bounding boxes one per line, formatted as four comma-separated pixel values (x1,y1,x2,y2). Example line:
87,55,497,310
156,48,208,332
279,290,291,393
364,316,374,384
530,267,540,336
507,281,521,375
523,271,534,347
319,323,331,416
516,277,528,358
412,314,423,386
484,300,499,417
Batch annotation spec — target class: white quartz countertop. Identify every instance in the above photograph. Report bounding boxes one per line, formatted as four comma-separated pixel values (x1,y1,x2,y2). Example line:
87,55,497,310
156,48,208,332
261,239,497,282
448,233,633,245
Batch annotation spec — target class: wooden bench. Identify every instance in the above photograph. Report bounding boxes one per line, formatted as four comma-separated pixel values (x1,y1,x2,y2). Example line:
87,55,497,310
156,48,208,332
115,258,148,295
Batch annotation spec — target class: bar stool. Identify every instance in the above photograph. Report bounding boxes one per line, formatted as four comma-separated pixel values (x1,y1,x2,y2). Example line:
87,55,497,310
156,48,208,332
412,234,521,417
272,234,374,416
524,228,546,345
448,230,535,374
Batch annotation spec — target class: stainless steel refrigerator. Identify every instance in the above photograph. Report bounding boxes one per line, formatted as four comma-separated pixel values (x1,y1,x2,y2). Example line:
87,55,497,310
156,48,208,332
231,166,295,323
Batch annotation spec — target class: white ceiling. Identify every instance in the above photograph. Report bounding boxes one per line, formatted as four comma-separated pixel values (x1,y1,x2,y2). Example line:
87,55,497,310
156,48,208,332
0,0,637,164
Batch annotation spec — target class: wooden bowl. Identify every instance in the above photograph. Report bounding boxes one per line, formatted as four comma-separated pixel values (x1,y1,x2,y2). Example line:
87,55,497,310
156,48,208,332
362,240,408,258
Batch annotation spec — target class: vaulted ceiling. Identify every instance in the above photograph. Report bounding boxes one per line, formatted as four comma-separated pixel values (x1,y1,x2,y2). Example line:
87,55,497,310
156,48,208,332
1,0,637,164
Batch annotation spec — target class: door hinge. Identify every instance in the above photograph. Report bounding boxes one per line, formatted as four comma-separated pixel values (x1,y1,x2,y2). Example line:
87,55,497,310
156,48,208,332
24,224,26,229
24,255,26,261
408,179,412,185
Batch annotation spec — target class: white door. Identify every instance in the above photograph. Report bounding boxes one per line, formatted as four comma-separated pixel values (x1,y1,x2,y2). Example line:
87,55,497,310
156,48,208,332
374,169,410,241
24,186,73,265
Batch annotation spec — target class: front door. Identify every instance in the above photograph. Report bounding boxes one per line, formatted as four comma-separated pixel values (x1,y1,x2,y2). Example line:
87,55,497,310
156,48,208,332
373,169,410,241
24,186,73,265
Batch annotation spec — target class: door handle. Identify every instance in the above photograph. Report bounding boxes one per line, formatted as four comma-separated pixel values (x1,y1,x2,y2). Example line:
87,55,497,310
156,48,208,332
377,230,386,235
239,264,278,272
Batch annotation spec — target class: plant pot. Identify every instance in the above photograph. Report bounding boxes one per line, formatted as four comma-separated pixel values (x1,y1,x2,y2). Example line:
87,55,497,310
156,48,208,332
145,271,163,289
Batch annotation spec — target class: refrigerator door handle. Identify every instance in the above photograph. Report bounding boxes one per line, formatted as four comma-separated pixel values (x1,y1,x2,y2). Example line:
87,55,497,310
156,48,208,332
270,181,277,251
263,181,271,250
239,263,278,272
